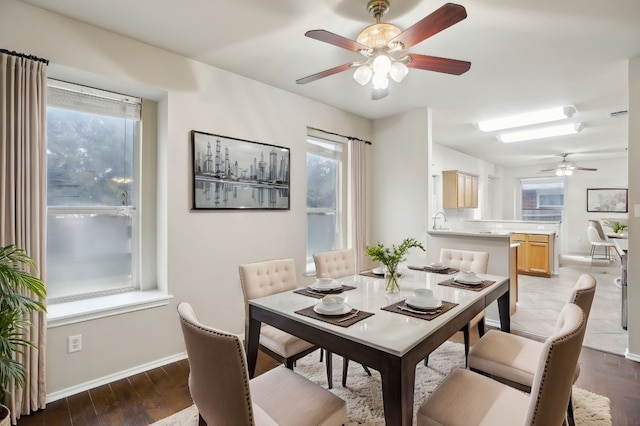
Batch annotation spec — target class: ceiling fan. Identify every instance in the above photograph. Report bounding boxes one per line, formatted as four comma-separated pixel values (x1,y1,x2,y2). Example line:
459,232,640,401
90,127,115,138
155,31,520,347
539,154,598,176
296,1,471,100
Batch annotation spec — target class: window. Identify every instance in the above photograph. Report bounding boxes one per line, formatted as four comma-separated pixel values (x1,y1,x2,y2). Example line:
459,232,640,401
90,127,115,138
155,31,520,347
46,80,141,302
520,178,564,221
306,136,344,272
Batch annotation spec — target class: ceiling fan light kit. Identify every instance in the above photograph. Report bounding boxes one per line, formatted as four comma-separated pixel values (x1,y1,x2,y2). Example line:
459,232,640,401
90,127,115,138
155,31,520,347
297,1,470,100
477,105,576,132
539,153,598,176
498,122,583,143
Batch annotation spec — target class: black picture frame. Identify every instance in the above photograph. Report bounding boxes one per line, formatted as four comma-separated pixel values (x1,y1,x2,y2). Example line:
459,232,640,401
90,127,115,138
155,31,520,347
586,188,628,213
191,130,290,210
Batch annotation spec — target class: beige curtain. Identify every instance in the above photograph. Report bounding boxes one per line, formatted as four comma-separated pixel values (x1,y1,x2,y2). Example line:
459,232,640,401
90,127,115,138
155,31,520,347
348,139,369,272
0,50,48,424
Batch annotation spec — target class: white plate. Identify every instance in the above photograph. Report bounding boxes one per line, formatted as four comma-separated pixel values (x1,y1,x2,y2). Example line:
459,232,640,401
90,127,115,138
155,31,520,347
454,276,484,285
310,282,342,291
406,297,442,310
313,303,352,316
372,267,386,275
428,263,448,271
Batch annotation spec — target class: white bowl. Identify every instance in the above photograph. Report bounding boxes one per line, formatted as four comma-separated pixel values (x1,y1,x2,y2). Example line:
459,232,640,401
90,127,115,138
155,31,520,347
316,277,338,288
406,296,442,310
411,288,434,299
319,294,345,311
429,262,447,270
457,271,477,281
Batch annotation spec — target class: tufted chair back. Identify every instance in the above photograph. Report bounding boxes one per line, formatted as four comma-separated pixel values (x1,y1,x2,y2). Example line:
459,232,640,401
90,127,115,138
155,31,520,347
177,302,258,426
239,258,297,300
525,303,587,426
439,249,489,274
567,273,596,320
313,249,356,279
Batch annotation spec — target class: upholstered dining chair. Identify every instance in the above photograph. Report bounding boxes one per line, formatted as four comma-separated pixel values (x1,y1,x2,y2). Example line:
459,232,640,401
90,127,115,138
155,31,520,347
587,224,616,261
239,259,332,387
417,302,587,426
424,249,489,366
314,248,372,387
468,273,596,426
177,302,347,426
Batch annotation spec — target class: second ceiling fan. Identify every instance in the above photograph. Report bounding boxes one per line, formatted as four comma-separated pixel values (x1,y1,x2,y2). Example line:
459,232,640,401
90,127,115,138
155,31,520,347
539,154,598,176
296,1,471,100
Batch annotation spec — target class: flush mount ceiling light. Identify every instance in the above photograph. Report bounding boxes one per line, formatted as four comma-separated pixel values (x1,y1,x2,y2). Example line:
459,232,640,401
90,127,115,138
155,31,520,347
478,106,577,132
498,122,583,143
296,1,471,100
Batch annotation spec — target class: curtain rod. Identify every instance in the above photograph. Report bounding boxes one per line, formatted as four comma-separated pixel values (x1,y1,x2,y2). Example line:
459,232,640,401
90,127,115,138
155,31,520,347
308,126,372,145
0,48,49,65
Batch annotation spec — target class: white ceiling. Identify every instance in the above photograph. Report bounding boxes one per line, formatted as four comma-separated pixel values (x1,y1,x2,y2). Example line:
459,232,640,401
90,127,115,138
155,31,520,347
20,0,640,168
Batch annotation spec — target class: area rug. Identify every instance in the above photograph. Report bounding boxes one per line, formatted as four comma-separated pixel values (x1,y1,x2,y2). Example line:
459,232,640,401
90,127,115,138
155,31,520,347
151,342,611,426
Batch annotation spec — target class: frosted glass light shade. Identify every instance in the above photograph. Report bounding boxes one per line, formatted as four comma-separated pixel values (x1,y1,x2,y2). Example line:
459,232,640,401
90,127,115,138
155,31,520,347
372,72,389,89
372,54,391,74
353,65,373,85
389,61,409,82
498,123,583,143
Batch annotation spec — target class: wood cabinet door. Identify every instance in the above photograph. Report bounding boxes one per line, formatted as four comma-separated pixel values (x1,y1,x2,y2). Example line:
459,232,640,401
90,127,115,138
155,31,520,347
442,171,459,208
511,234,528,271
528,241,550,274
470,176,479,208
457,173,466,207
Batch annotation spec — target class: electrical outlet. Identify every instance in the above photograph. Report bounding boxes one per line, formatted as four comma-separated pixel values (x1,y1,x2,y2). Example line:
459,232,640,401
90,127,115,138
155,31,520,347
68,335,82,353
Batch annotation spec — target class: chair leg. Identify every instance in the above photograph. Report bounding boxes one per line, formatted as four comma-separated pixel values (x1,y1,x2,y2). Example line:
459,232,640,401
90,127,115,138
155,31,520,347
424,354,430,367
362,365,372,376
566,390,576,426
463,325,470,367
326,351,333,389
477,317,486,338
285,359,295,369
342,358,349,387
319,348,324,362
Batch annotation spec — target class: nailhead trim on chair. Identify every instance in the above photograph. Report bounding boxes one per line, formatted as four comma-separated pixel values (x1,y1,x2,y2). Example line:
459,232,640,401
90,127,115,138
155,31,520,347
179,312,255,425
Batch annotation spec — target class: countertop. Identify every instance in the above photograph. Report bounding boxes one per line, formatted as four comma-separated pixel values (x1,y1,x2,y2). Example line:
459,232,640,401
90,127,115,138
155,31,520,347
428,229,556,238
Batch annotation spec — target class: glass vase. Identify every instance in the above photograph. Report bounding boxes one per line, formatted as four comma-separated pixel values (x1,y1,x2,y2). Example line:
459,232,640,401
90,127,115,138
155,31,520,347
385,268,400,294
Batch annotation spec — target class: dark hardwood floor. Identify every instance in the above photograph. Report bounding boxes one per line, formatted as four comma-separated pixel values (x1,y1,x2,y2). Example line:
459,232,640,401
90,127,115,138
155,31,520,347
17,329,640,425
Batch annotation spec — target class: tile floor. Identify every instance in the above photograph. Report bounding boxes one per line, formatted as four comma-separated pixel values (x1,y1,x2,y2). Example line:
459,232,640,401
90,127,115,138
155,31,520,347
510,255,628,356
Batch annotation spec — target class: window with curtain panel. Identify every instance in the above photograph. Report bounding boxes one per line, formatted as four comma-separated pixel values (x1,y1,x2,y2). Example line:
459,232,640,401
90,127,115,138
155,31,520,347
306,134,346,273
46,80,141,302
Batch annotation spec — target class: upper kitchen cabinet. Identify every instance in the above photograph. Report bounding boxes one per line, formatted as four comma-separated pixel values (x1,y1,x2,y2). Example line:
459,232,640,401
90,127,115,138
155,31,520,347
442,170,478,209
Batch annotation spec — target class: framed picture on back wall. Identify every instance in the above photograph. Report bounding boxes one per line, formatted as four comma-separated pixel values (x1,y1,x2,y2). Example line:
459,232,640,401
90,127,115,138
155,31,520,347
586,188,628,213
191,130,290,210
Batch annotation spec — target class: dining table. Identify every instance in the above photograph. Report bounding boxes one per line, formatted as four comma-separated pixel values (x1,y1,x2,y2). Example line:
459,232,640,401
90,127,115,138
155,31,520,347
246,268,510,426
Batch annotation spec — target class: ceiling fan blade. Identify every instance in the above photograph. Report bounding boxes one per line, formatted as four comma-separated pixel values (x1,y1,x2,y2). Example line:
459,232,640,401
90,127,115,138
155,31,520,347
372,87,388,101
574,167,598,171
390,3,467,50
296,63,353,85
305,30,369,52
539,168,557,173
406,54,471,75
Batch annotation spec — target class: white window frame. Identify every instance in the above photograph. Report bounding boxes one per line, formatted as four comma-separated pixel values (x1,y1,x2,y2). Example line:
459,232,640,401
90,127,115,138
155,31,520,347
305,135,346,274
45,79,169,327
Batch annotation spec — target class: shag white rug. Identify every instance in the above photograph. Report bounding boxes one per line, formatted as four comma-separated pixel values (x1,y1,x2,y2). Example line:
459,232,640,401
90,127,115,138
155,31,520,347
152,342,611,426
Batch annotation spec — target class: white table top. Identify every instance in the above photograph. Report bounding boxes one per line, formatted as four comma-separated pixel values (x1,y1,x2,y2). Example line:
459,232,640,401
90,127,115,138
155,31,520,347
249,270,509,357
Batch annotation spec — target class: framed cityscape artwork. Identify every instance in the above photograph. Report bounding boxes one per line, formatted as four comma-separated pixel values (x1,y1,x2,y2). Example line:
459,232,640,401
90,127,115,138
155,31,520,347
191,130,290,210
586,188,628,213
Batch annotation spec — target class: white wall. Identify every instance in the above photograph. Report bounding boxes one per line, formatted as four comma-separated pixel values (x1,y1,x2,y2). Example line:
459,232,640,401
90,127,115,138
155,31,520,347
498,158,628,257
628,56,639,358
370,109,430,265
431,144,498,225
1,0,373,395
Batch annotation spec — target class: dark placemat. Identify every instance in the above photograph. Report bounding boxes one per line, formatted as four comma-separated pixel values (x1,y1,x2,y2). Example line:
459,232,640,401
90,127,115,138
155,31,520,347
359,270,385,279
293,285,357,299
294,305,374,327
381,300,458,321
438,278,495,292
408,265,458,275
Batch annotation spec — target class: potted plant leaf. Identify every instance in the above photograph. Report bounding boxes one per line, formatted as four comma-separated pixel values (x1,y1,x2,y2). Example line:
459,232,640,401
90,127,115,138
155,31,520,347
604,220,628,235
0,245,47,426
365,238,425,293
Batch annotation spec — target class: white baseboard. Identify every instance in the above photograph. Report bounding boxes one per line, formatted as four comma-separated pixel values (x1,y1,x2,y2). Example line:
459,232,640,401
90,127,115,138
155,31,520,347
46,352,188,403
625,349,640,362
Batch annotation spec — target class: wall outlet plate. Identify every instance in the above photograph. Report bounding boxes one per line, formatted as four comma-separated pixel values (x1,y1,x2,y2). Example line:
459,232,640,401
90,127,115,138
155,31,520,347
68,335,82,353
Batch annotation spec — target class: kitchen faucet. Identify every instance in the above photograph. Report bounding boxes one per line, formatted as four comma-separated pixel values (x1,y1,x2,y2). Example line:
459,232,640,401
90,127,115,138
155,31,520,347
432,211,448,230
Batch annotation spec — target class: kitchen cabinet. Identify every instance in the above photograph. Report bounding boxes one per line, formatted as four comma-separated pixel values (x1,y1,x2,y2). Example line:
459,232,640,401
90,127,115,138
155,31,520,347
442,170,478,209
510,233,553,277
